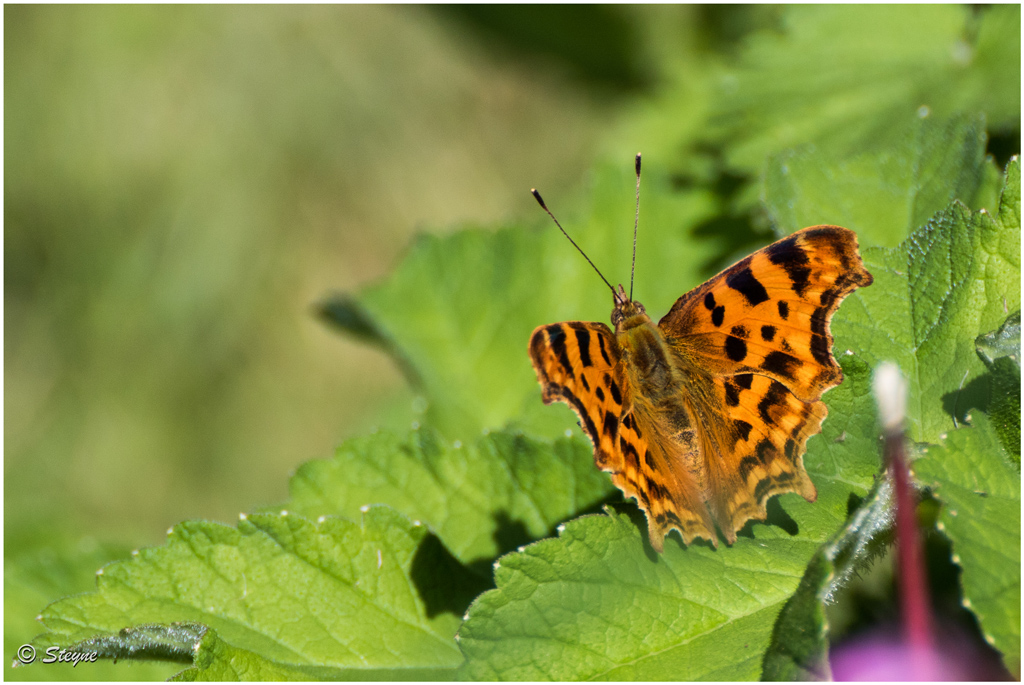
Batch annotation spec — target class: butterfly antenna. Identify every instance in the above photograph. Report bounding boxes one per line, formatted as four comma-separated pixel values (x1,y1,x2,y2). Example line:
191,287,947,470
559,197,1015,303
531,188,617,297
630,152,641,301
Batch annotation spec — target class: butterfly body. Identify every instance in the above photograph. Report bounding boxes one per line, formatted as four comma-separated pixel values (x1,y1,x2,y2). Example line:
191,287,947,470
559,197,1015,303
530,225,873,551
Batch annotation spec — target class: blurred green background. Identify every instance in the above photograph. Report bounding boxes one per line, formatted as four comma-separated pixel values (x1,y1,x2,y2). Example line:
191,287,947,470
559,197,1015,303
5,5,633,545
4,7,688,677
5,4,1019,680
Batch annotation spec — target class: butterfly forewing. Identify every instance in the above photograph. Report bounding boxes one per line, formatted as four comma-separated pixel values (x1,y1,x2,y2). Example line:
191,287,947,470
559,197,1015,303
529,322,625,464
659,226,872,399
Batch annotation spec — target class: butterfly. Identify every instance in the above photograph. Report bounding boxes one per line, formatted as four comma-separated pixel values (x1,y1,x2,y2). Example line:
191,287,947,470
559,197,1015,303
528,154,873,551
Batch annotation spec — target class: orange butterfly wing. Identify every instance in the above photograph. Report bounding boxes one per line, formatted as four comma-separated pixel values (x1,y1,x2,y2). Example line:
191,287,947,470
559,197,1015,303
657,225,873,540
529,322,716,550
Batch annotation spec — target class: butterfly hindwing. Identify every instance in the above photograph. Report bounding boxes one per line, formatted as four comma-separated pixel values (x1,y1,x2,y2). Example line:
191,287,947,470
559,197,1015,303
706,373,824,541
620,404,719,550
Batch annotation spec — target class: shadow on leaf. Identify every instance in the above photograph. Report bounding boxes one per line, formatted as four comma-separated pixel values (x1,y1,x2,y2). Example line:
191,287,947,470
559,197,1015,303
940,372,990,428
735,497,800,540
410,532,492,619
491,510,533,557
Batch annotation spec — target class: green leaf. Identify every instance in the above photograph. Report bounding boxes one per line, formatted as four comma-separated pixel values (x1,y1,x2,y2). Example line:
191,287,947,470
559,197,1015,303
765,113,997,248
849,157,1021,442
759,159,1020,680
173,624,332,680
45,622,457,681
912,414,1021,678
281,427,615,570
712,5,1020,172
986,354,1021,460
976,310,1023,367
31,509,464,679
761,477,894,680
976,311,1022,460
454,147,1020,684
350,160,720,439
758,158,1020,681
318,293,425,390
6,535,178,682
619,6,1019,277
458,504,826,681
456,349,882,680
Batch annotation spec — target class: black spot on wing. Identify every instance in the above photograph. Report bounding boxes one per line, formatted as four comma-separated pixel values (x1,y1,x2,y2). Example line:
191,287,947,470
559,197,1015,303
731,325,749,339
725,335,748,362
644,449,655,468
761,325,776,342
595,386,605,402
619,436,639,468
777,301,789,320
556,385,597,442
724,381,740,407
757,381,789,425
574,328,593,367
810,307,830,366
704,292,717,310
734,419,753,442
603,410,618,440
784,438,797,462
607,376,623,405
810,333,831,366
754,478,772,502
739,456,759,481
735,373,754,389
638,487,651,508
581,374,590,392
546,325,574,378
761,350,801,377
756,440,776,464
726,260,770,306
529,330,550,379
597,332,612,365
766,235,812,296
712,306,725,327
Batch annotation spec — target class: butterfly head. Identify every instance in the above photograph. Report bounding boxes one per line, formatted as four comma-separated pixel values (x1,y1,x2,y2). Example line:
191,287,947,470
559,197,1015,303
611,283,647,330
